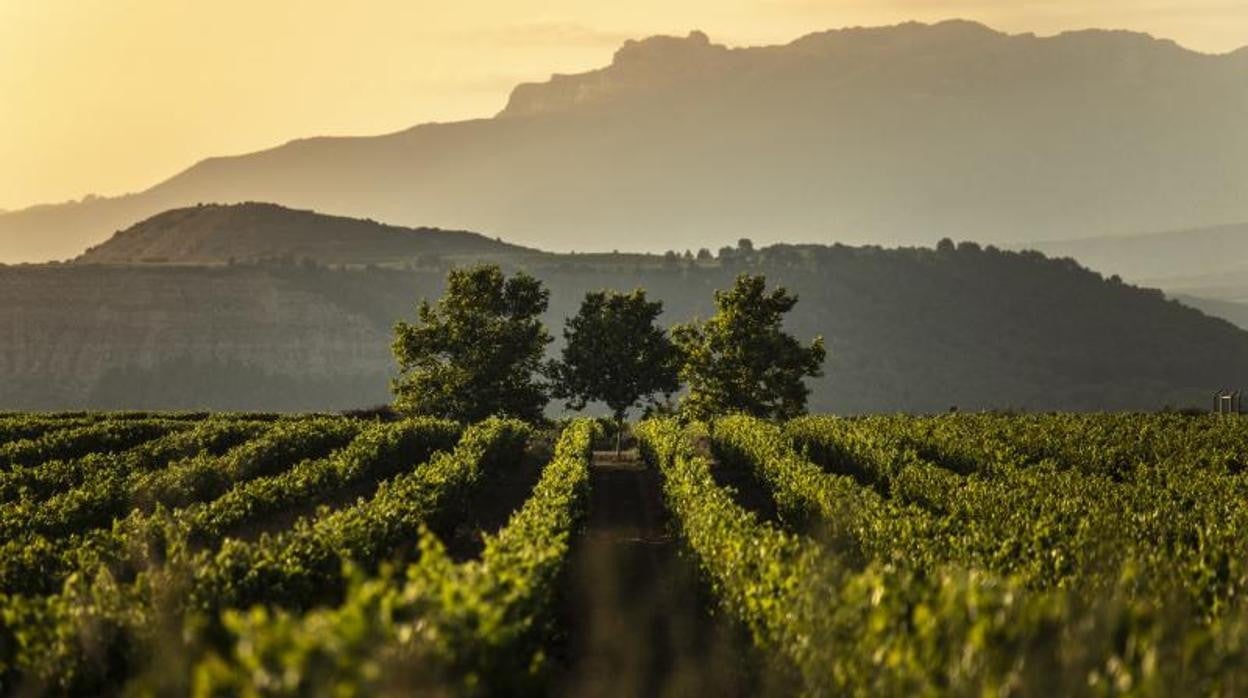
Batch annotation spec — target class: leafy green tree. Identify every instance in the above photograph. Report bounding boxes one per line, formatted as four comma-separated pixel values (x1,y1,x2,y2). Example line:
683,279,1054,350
392,264,551,422
549,289,681,454
672,274,825,420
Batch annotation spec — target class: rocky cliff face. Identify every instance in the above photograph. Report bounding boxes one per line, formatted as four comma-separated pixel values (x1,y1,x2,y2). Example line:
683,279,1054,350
499,31,731,118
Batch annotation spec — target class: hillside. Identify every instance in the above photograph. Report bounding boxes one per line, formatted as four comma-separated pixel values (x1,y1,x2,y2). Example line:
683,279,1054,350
74,202,533,266
2,240,1244,412
1173,295,1248,330
1028,222,1248,287
1,20,1246,263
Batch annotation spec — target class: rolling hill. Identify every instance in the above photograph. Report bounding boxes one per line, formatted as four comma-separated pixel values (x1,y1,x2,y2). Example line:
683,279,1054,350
1027,223,1248,288
1173,295,1248,330
2,204,1245,412
1024,223,1248,330
73,202,536,266
1,20,1246,263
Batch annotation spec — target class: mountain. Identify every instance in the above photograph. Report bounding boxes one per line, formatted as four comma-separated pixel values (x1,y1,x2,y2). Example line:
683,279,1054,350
1026,223,1248,287
73,202,535,266
2,231,1244,412
2,20,1246,263
1173,295,1248,331
1023,223,1248,331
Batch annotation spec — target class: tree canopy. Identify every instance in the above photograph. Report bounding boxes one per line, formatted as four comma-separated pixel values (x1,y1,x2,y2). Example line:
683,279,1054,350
548,289,680,448
391,264,551,422
672,274,825,420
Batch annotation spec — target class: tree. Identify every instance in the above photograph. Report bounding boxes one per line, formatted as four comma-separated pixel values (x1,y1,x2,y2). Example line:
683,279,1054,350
391,264,551,422
671,274,825,421
548,289,681,455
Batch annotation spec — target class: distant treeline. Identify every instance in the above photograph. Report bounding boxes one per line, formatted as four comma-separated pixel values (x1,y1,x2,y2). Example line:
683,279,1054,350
1,240,1242,413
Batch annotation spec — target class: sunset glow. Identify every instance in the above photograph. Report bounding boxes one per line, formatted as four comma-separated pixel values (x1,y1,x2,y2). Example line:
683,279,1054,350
2,0,1245,212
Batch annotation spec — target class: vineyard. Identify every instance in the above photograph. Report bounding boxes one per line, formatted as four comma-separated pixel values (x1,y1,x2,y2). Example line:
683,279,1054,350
3,411,1248,694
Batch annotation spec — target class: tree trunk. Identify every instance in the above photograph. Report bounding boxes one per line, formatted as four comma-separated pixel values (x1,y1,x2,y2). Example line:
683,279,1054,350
615,415,624,459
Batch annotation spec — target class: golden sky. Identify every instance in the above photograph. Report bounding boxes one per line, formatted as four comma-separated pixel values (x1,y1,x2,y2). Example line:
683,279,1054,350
2,0,1245,212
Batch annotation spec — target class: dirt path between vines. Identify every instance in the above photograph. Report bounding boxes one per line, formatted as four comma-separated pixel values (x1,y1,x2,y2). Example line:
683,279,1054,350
551,451,759,697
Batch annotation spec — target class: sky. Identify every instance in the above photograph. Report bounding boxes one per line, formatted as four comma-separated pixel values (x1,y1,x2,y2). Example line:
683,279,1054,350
2,0,1246,212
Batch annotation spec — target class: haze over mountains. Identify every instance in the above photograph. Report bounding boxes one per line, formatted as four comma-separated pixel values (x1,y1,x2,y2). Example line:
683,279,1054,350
1030,223,1248,292
2,19,1246,263
4,19,1247,412
3,203,1246,413
0,199,1243,412
1025,223,1248,330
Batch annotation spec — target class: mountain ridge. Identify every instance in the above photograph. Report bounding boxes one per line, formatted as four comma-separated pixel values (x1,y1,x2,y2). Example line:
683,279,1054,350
498,20,1238,119
2,19,1246,263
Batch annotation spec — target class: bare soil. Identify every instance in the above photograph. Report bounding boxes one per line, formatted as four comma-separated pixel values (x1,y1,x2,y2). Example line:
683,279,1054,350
549,451,766,697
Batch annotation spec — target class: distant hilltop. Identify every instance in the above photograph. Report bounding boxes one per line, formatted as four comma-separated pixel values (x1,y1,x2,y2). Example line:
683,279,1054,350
74,202,535,266
6,208,1248,413
2,19,1246,263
